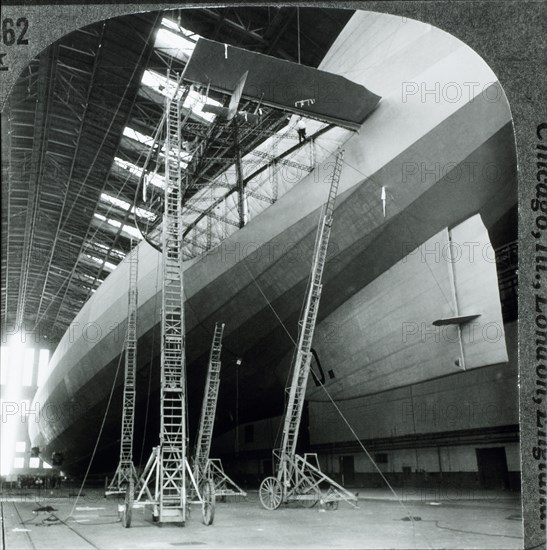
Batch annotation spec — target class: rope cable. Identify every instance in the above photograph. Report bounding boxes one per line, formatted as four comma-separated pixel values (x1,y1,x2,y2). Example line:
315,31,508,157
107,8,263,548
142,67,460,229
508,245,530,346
138,248,161,466
240,258,295,347
317,381,431,550
67,336,127,520
224,139,431,547
297,7,301,65
238,256,296,449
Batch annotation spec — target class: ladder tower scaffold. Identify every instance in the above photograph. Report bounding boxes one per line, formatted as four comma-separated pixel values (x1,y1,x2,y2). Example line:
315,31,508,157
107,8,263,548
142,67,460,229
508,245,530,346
105,245,139,496
193,323,247,499
259,149,358,511
128,85,215,528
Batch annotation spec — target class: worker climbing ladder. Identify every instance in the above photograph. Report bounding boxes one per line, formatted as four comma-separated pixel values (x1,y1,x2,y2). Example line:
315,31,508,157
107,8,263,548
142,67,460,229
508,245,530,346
193,323,247,498
105,245,139,496
259,149,358,511
128,82,215,528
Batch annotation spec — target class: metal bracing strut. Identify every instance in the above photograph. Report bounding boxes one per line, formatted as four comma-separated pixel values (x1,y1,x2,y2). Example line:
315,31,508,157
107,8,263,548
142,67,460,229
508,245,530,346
106,246,139,495
129,83,215,528
193,324,247,498
259,149,358,511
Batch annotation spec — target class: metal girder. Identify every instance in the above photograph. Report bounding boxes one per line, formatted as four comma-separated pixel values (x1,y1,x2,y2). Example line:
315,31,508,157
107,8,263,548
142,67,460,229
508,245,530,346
37,17,161,333
182,124,331,238
264,9,296,57
243,188,275,205
233,120,246,228
250,148,313,173
184,204,240,228
2,101,14,330
33,25,106,329
15,45,57,330
3,7,355,337
181,218,221,249
200,8,269,46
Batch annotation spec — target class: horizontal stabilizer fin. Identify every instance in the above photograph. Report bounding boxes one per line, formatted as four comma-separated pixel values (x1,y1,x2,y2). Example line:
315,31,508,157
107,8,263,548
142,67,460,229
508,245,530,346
432,314,481,326
184,38,380,129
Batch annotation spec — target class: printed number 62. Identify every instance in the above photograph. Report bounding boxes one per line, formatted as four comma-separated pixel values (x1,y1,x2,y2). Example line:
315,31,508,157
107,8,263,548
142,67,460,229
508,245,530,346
2,18,29,46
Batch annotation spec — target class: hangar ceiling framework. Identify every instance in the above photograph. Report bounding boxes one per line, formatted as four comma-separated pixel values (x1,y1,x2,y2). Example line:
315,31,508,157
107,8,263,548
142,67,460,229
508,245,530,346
1,7,354,343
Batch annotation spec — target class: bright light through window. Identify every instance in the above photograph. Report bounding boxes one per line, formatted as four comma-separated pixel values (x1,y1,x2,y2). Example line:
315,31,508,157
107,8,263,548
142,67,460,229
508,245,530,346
1,337,25,475
83,252,117,272
159,144,193,165
144,170,166,190
140,68,217,126
0,347,8,386
155,22,198,63
37,349,50,386
114,156,166,191
183,88,220,123
100,192,156,221
161,17,199,40
141,70,186,100
91,240,125,260
114,157,170,190
113,156,143,179
29,457,40,468
140,69,217,123
123,127,154,147
93,211,143,241
20,399,30,417
14,457,24,469
22,348,34,386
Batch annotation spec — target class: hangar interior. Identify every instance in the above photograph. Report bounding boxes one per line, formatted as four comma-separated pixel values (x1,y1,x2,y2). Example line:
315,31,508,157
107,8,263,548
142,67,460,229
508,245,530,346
1,6,521,549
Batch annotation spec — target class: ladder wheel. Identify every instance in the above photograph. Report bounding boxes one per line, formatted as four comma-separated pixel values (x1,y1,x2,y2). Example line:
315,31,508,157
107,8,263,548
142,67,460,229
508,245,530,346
201,479,215,526
259,477,282,510
122,478,134,528
325,500,339,511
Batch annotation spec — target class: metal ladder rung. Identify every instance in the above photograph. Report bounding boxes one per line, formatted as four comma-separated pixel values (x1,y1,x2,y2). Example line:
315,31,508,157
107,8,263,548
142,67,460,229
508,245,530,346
277,150,344,470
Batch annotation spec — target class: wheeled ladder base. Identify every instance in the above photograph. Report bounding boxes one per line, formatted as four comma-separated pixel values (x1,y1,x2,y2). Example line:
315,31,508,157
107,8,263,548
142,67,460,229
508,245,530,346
259,452,358,511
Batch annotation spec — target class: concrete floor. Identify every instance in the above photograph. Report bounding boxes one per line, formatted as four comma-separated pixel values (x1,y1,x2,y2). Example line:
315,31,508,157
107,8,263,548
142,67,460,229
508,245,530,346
1,486,523,549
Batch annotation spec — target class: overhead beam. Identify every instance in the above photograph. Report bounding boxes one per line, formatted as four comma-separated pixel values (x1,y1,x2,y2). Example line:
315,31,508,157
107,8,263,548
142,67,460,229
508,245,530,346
15,46,57,330
200,8,269,46
232,119,246,228
33,25,106,329
39,16,161,332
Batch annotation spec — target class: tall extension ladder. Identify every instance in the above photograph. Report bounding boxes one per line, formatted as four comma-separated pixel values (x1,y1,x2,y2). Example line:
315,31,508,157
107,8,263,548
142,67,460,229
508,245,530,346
130,87,215,528
158,85,187,524
106,245,139,496
259,149,358,511
193,323,247,498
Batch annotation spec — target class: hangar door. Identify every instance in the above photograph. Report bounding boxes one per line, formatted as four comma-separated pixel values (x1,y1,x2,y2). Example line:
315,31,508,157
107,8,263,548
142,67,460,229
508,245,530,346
476,447,509,489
